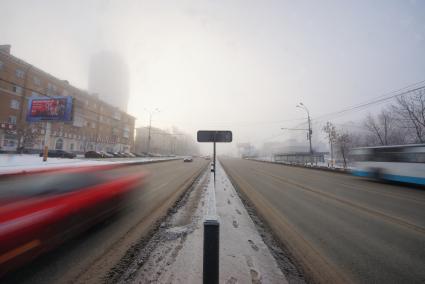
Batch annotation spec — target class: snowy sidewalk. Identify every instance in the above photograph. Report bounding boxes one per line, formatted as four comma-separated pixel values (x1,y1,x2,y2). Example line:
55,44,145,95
0,154,178,174
125,161,287,283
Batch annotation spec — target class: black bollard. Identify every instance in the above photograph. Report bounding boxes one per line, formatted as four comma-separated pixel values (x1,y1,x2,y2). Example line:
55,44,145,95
203,218,220,284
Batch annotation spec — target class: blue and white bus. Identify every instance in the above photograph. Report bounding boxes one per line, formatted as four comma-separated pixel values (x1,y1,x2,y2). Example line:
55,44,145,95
350,144,425,186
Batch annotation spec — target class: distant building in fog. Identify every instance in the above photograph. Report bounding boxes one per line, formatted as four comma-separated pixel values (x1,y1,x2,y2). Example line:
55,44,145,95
88,51,129,112
135,126,200,156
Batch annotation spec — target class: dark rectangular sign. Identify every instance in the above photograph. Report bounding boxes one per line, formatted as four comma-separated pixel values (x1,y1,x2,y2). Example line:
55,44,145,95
27,96,73,122
197,130,232,143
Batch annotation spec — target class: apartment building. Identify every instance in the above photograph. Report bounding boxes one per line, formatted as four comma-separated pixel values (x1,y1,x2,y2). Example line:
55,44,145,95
0,45,135,153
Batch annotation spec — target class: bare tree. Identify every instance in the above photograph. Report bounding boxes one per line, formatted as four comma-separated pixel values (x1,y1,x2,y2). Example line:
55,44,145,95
392,92,425,143
322,122,337,166
16,123,43,152
364,108,406,146
336,131,352,169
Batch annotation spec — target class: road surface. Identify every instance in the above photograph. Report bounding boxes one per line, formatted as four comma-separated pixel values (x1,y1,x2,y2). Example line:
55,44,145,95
3,158,208,284
221,158,425,284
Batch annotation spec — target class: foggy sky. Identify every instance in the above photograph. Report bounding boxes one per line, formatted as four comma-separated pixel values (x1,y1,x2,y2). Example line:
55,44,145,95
1,0,424,154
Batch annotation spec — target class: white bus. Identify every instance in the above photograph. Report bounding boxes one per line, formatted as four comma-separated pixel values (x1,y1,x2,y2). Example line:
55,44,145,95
350,144,425,186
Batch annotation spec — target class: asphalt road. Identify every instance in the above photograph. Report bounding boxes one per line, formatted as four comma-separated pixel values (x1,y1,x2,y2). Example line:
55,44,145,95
3,158,208,284
220,158,425,284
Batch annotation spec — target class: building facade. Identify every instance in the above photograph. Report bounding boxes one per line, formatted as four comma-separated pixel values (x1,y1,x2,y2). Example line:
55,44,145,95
135,126,200,156
0,45,135,153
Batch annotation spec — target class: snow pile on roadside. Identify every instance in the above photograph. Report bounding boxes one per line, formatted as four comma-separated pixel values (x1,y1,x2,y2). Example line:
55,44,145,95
124,162,287,283
0,154,178,174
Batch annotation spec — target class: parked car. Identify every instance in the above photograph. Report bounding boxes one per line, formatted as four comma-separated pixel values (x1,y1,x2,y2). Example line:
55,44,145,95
110,152,124,158
119,152,132,158
100,151,114,158
84,151,104,158
0,165,145,277
107,152,119,158
183,156,193,162
39,150,76,159
132,152,145,157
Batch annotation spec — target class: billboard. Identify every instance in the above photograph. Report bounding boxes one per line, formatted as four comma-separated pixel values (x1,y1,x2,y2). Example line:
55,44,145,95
27,96,73,122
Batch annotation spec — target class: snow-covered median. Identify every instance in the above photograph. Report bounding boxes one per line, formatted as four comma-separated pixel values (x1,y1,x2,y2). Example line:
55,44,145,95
0,154,178,175
120,161,287,283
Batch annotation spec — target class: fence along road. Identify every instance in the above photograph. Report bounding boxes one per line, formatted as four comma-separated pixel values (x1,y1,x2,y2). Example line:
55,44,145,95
220,157,425,284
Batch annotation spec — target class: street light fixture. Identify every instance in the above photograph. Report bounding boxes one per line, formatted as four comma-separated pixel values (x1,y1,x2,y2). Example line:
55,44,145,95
144,108,160,154
296,102,313,154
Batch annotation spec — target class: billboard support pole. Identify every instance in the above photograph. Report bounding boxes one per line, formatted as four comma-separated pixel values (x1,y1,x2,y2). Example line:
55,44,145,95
42,122,51,162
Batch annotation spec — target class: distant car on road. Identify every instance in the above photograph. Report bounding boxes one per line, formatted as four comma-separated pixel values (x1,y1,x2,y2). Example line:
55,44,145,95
0,165,145,277
183,157,193,162
39,150,76,159
84,151,104,158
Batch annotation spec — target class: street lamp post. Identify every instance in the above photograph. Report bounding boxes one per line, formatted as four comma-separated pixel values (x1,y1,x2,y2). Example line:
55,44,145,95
145,108,160,155
296,102,313,155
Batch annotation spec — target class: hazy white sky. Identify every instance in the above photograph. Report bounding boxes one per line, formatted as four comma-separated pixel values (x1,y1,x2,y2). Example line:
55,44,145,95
1,0,425,153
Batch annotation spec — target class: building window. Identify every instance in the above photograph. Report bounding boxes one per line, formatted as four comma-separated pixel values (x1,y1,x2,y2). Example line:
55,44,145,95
10,99,20,110
91,122,96,129
47,83,57,94
123,126,130,138
33,76,41,85
113,111,121,120
8,115,17,124
0,61,3,70
31,91,39,97
55,138,64,150
16,69,25,79
70,143,74,151
13,85,23,94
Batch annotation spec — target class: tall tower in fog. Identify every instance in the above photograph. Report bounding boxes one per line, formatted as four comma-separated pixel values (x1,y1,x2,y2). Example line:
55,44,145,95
88,51,129,111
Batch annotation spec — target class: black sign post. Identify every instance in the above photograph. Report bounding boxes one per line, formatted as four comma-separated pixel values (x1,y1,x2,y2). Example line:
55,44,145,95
197,130,232,284
197,130,232,184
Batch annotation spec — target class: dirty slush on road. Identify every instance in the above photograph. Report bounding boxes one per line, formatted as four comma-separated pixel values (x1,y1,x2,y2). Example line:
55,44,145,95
106,164,307,283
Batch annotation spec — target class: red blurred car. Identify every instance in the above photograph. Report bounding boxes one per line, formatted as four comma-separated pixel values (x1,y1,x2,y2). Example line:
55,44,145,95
0,165,145,277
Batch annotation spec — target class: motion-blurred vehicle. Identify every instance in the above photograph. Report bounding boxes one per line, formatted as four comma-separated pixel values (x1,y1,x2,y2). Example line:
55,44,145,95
0,165,145,277
84,151,104,158
38,150,76,159
183,157,193,162
350,144,425,185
